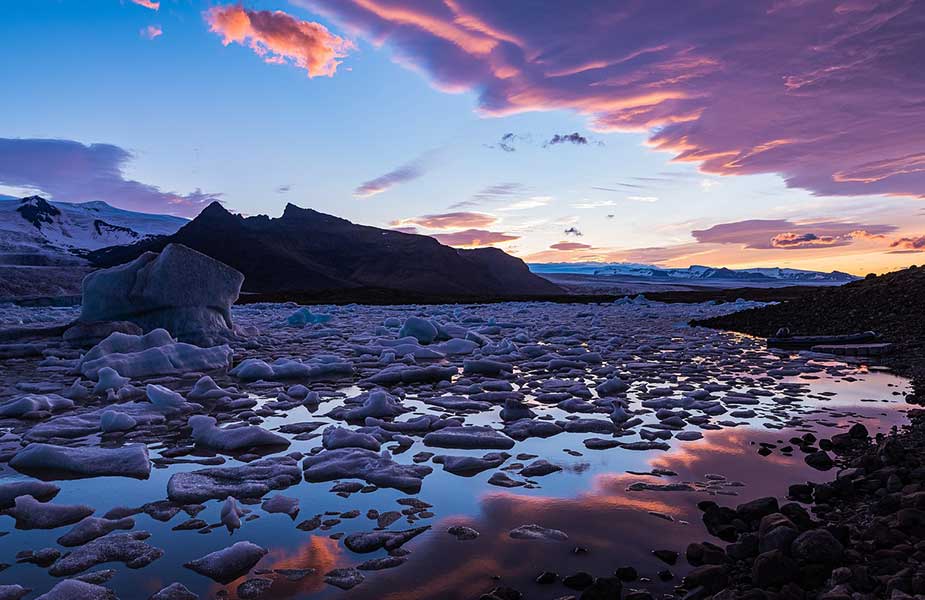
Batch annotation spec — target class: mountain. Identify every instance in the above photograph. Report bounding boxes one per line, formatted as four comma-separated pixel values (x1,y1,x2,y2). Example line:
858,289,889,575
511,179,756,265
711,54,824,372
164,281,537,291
88,202,562,297
0,196,187,299
530,262,858,284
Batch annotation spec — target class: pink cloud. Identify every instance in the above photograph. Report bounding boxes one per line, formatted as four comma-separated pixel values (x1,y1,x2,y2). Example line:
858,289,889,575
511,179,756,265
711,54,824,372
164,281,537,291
391,211,497,229
205,5,354,78
140,25,162,40
305,0,925,198
890,235,925,252
692,219,895,249
550,241,592,251
0,137,220,217
130,0,159,10
431,229,518,247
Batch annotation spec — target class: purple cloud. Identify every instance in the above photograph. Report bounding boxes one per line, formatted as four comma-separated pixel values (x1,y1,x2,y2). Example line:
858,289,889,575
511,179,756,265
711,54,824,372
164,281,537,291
305,0,925,198
692,219,895,249
0,138,221,216
355,152,437,197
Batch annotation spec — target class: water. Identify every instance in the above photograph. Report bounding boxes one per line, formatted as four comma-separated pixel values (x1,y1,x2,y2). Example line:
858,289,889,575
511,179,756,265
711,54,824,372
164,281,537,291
0,301,912,599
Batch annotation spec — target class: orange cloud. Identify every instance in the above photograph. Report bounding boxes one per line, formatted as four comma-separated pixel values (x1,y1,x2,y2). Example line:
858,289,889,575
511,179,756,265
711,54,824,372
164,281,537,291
140,25,162,40
130,0,159,10
431,229,518,247
205,5,354,78
391,211,497,230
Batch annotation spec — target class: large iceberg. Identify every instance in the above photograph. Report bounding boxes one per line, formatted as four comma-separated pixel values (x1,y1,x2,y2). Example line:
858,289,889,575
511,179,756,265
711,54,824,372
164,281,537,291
79,243,243,346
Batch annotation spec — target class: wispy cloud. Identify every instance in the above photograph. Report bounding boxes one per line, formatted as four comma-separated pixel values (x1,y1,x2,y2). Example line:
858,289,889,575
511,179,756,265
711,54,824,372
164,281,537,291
0,137,220,216
129,0,159,10
693,219,895,250
355,152,436,198
550,241,592,251
431,229,518,247
391,212,497,230
140,25,162,40
205,5,354,78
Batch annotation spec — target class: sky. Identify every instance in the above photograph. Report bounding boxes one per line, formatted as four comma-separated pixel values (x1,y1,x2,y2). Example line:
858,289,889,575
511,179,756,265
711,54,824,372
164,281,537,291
1,0,924,275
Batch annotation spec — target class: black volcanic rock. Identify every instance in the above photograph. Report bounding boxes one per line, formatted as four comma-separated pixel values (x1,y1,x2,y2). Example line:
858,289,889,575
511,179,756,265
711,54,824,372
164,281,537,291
89,202,561,297
17,196,60,229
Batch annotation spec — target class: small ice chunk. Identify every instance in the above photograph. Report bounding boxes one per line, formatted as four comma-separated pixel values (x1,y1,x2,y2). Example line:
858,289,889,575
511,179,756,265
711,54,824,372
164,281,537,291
9,495,94,530
509,524,568,541
0,480,59,509
0,394,74,418
399,317,438,344
11,444,151,479
220,496,246,532
188,415,289,452
100,410,137,433
423,426,515,450
302,448,432,493
261,494,299,519
322,426,381,452
35,579,114,600
57,516,135,547
93,367,130,394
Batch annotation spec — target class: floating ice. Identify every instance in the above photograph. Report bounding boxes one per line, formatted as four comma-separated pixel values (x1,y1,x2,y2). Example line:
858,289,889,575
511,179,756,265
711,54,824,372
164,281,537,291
188,415,289,452
11,444,151,479
9,495,94,530
0,394,73,418
167,455,302,503
302,448,432,493
79,329,233,380
184,541,267,584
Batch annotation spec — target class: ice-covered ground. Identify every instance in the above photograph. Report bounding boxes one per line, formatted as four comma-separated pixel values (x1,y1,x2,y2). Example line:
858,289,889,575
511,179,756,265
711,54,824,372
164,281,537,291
0,299,912,599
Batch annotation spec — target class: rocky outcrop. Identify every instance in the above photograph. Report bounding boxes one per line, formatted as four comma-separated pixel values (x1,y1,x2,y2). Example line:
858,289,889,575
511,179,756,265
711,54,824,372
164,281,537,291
75,243,243,346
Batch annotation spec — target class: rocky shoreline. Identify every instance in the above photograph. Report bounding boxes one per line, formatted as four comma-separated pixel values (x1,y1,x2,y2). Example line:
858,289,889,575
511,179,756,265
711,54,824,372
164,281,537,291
677,410,925,600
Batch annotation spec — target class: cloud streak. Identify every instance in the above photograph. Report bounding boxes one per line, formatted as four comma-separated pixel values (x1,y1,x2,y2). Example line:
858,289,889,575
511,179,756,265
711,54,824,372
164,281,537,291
391,212,497,230
0,137,220,217
130,0,159,10
140,25,162,40
354,154,433,197
306,0,925,198
431,229,518,247
205,5,354,78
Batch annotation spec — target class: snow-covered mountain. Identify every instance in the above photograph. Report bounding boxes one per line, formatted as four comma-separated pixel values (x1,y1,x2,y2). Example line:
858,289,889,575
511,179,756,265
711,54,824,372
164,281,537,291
0,195,187,254
0,195,187,299
530,262,859,283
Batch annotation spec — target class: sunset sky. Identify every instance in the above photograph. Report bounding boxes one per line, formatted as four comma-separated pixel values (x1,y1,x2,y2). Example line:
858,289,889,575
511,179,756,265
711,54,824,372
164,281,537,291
2,0,923,274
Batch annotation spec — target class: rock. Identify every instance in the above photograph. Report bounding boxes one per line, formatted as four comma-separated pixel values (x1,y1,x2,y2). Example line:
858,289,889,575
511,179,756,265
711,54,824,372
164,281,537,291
0,585,29,600
448,525,479,540
686,541,726,566
167,455,302,503
520,459,562,477
149,583,198,600
752,549,797,588
237,577,274,599
261,494,300,519
344,527,429,553
302,448,432,493
11,443,151,479
791,529,844,564
805,450,834,471
509,524,568,541
652,549,678,564
324,567,364,590
563,571,595,590
35,580,115,600
737,497,780,522
683,565,729,594
49,531,164,576
0,480,59,509
9,495,94,530
79,243,243,345
184,541,267,584
57,516,135,547
423,426,516,450
579,577,623,599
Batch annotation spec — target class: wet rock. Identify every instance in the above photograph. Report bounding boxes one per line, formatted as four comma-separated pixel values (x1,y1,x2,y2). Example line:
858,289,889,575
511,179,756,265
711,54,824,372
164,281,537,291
167,455,302,503
509,524,568,541
448,525,479,540
752,549,797,588
10,443,151,479
805,450,834,471
35,580,115,600
48,531,164,576
149,583,198,600
791,529,844,565
579,576,622,599
57,516,135,547
9,495,94,530
324,567,364,590
563,571,594,590
184,541,267,584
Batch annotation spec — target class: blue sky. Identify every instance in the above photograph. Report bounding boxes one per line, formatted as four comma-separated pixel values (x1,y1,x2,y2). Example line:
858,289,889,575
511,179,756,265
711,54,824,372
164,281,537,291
2,0,923,274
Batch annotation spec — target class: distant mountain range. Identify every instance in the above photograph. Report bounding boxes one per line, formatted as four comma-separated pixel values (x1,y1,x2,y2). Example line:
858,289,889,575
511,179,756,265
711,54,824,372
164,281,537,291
0,196,187,299
88,202,561,297
530,262,859,284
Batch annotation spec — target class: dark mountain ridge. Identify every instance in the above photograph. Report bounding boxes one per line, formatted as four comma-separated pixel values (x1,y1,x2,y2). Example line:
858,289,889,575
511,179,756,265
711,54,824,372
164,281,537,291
88,202,561,297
